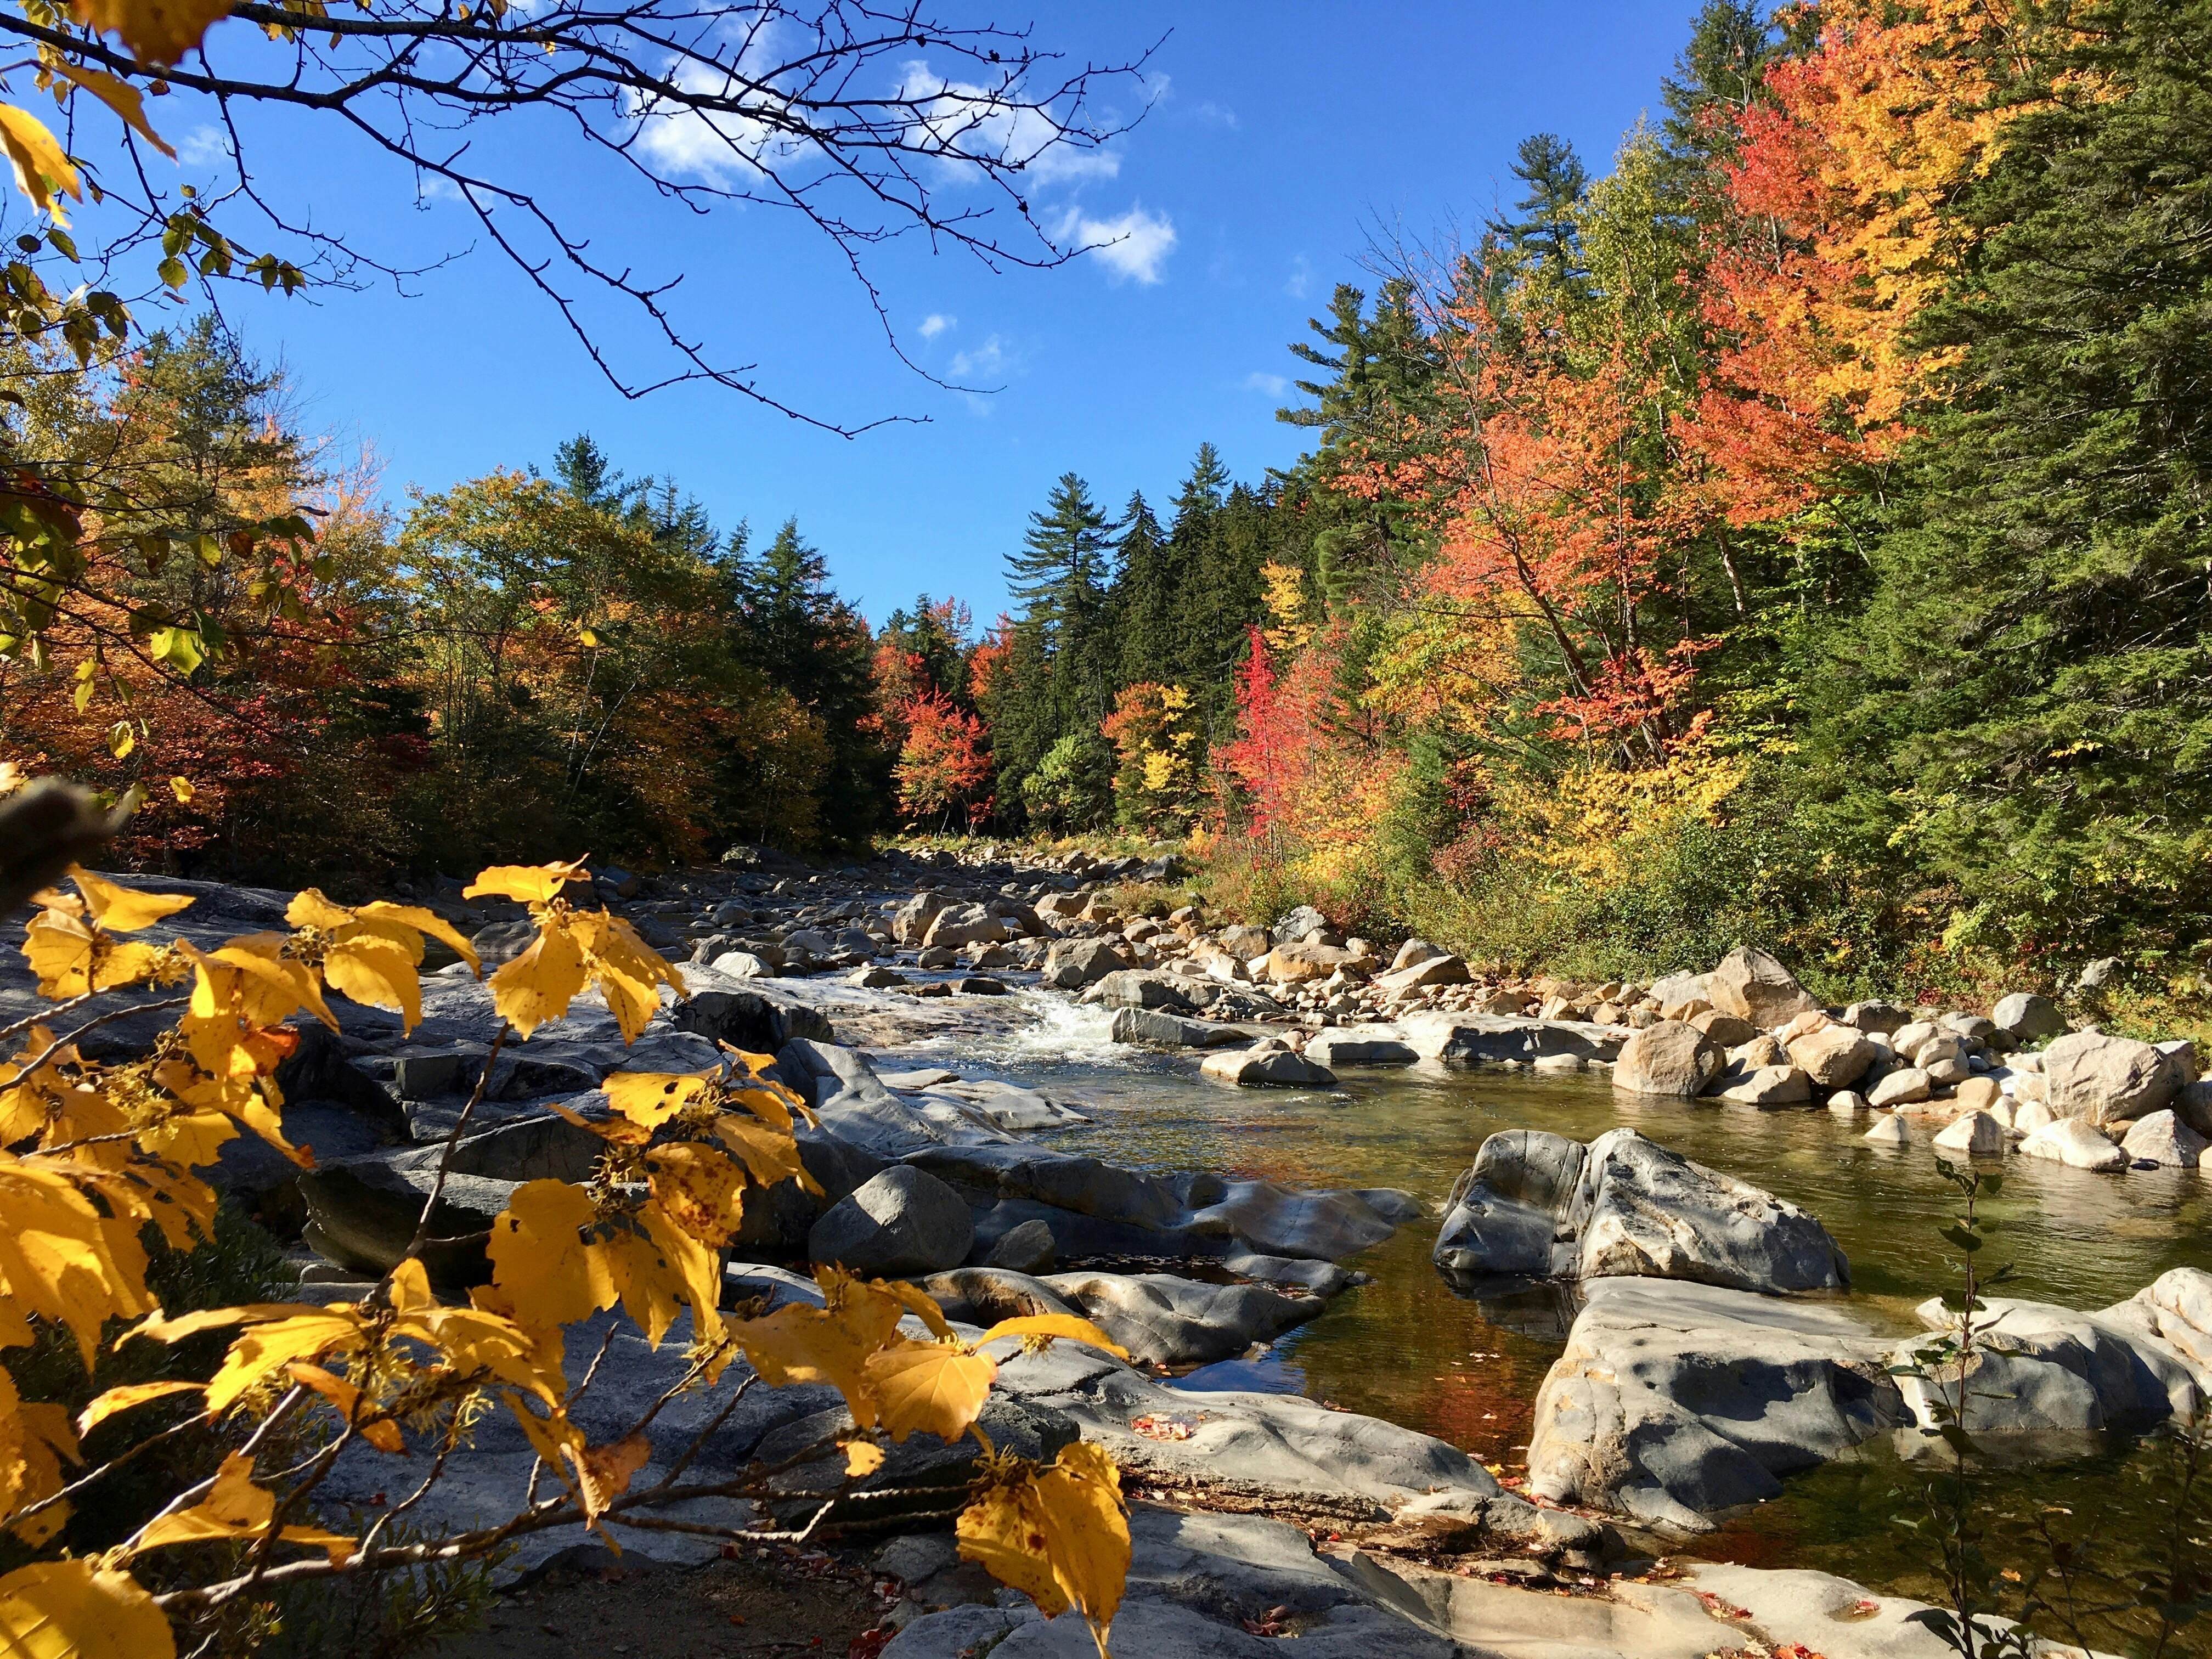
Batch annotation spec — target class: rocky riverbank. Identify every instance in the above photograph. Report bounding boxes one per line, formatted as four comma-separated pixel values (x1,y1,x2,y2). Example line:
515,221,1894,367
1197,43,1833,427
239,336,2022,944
5,839,2206,1656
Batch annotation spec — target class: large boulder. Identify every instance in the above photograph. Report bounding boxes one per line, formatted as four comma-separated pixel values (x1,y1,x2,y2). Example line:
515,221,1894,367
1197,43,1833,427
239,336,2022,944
1039,1271,1324,1367
1262,941,1355,985
1109,1007,1246,1049
1992,991,2067,1043
1304,1029,1419,1068
1525,1278,1899,1533
1611,1020,1722,1098
2121,1109,2206,1169
1374,953,1471,995
1041,936,1130,989
1709,1063,1814,1108
1403,1015,1624,1068
1272,905,1331,945
1088,969,1196,1012
920,904,1010,951
2041,1030,2181,1125
806,1165,974,1278
1434,1127,1848,1294
1200,1046,1338,1088
2017,1116,2126,1171
1785,1023,1877,1088
1707,947,1820,1026
1217,923,1273,961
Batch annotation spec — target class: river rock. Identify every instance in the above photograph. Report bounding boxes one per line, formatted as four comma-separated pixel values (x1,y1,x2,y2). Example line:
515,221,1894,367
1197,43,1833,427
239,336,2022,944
2115,1267,2212,1373
2119,1110,2205,1169
1841,1000,1912,1035
1200,1046,1338,1088
2042,1029,2181,1125
1403,1014,1623,1067
2016,1116,2126,1171
1786,1024,1876,1087
1223,1250,1355,1298
1375,953,1471,995
1304,1029,1418,1067
1993,991,2066,1042
1390,939,1448,972
1610,1020,1720,1097
1087,969,1195,1011
907,1142,1185,1232
1826,1090,1869,1115
1867,1066,1933,1108
2177,1080,2212,1136
1952,1075,2002,1114
1709,1063,1813,1107
298,1155,516,1281
1892,1286,2206,1442
1039,1271,1325,1367
1272,905,1331,945
1708,946,1820,1026
1434,1127,1847,1294
1041,936,1130,989
1262,941,1355,984
1685,1009,1755,1048
1525,1278,1897,1533
1110,1007,1245,1048
806,1165,974,1278
980,1218,1057,1274
1931,1110,2006,1157
1863,1113,1910,1146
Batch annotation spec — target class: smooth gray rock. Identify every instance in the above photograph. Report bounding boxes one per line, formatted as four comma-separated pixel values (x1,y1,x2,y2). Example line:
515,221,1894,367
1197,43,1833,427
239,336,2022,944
1403,1014,1624,1066
1039,1271,1324,1367
1273,905,1331,945
1304,1029,1419,1067
1223,1250,1355,1298
2043,1029,2182,1125
806,1165,974,1279
1993,991,2066,1042
1841,1000,1912,1035
1201,1046,1338,1087
1087,969,1196,1011
2017,1116,2127,1170
1040,936,1131,990
982,1218,1058,1274
1110,1006,1246,1048
1434,1127,1848,1294
906,1141,1186,1231
1708,1062,1813,1107
1931,1110,2006,1157
298,1155,515,1281
1526,1278,1898,1533
2119,1109,2205,1168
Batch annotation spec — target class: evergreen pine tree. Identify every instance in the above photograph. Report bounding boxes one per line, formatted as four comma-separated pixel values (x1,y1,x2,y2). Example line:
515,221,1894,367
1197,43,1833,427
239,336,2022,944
1489,133,1590,284
1109,492,1175,689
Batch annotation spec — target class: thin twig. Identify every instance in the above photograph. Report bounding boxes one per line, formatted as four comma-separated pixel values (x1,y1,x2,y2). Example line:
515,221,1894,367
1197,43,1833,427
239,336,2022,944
401,1022,508,1262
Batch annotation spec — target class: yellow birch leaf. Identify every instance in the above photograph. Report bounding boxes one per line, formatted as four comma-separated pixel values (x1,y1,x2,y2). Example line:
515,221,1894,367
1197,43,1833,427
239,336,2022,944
44,61,174,157
488,922,588,1038
603,1071,709,1131
0,105,80,222
710,1114,814,1193
641,1143,746,1246
864,1341,996,1444
488,1180,615,1329
67,869,191,932
386,1256,433,1313
70,0,236,70
1,1368,78,1543
876,1279,953,1343
132,1452,355,1562
22,911,160,998
976,1315,1128,1360
74,1380,201,1438
357,901,480,973
957,1477,1065,1616
726,1301,895,1429
0,1558,174,1659
462,859,589,906
842,1440,884,1479
567,1431,648,1519
320,936,421,1031
283,1363,403,1453
205,1309,365,1413
958,1442,1127,1656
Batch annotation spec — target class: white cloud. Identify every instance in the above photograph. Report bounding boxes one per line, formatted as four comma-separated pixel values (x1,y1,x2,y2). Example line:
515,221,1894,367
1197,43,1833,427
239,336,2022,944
918,313,955,340
1245,371,1289,397
897,61,1120,187
1056,205,1177,285
1194,100,1239,128
1285,254,1313,299
177,126,230,167
949,334,1009,379
628,31,811,185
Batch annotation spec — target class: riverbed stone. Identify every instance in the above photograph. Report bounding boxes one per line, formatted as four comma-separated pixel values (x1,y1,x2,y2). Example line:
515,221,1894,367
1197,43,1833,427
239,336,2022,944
1993,991,2066,1042
1304,1029,1418,1067
2017,1116,2127,1171
1863,1113,1909,1146
1039,1271,1325,1367
1786,1024,1876,1087
1434,1127,1847,1294
2042,1029,2182,1125
1841,1000,1912,1035
1200,1046,1338,1088
1826,1090,1869,1115
1867,1066,1933,1108
1708,946,1820,1026
1374,953,1471,995
980,1218,1058,1274
2119,1110,2205,1169
1710,1063,1813,1107
806,1165,974,1278
1525,1277,1898,1533
1109,1006,1245,1048
1088,969,1195,1011
1040,936,1130,989
1931,1110,2006,1157
1610,1020,1720,1098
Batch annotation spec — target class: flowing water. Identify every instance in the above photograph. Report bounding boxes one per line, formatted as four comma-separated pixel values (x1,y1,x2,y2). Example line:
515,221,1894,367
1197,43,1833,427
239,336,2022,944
891,997,2212,1645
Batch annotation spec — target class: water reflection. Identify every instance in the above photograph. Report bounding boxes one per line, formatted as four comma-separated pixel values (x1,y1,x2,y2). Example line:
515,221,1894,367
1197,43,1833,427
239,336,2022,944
915,1043,2212,1617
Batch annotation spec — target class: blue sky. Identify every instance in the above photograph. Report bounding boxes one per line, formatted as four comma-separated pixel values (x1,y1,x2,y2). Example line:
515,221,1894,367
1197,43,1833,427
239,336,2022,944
160,1,1704,623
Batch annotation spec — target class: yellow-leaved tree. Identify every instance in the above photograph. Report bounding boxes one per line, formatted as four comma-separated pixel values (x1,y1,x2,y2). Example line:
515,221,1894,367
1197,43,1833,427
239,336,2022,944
0,843,1133,1656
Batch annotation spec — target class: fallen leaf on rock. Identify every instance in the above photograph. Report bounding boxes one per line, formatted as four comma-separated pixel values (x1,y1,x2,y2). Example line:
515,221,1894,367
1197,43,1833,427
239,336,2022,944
1129,1413,1195,1441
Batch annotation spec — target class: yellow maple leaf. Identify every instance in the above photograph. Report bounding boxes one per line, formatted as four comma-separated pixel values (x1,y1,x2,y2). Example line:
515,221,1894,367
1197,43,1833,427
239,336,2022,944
70,0,235,69
842,1439,885,1479
204,1307,366,1412
641,1142,747,1246
567,1431,649,1520
0,1558,174,1659
22,910,162,999
710,1113,815,1193
0,1367,80,1544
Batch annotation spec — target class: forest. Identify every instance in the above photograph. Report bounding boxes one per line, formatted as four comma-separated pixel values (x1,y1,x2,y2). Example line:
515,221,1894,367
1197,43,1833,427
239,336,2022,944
7,0,2210,1014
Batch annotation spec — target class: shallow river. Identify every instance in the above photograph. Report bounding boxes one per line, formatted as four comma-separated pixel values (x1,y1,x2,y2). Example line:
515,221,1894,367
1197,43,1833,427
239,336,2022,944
893,996,2212,1643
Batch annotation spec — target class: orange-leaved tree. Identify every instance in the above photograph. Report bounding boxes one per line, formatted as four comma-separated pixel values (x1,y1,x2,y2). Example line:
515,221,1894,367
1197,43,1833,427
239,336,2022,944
0,847,1133,1657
